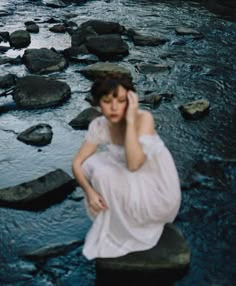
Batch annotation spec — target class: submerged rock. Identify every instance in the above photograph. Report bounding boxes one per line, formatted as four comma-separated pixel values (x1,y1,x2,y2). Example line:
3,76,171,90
80,62,132,80
69,107,101,130
22,48,67,74
17,123,53,146
96,224,190,285
175,26,203,36
13,75,71,109
42,0,67,8
179,99,210,119
9,30,31,49
136,63,170,74
0,169,75,210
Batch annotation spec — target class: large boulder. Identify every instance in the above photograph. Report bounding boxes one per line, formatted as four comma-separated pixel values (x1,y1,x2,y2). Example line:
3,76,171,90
9,30,31,49
96,223,191,285
80,20,125,35
13,75,71,109
80,62,132,80
17,123,53,146
0,169,75,210
85,34,129,60
22,48,67,74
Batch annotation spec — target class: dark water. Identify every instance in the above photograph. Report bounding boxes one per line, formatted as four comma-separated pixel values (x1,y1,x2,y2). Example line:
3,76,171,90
0,0,235,285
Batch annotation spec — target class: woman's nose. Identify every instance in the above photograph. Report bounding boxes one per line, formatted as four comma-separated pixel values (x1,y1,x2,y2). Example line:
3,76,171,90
111,100,117,110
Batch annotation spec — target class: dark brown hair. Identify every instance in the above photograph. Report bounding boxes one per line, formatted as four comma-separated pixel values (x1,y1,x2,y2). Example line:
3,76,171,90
91,72,135,106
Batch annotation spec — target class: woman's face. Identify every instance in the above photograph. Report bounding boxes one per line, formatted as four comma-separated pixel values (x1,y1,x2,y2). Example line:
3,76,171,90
99,85,128,124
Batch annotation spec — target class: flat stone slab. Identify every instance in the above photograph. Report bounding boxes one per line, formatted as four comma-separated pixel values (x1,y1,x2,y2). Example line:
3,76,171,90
96,224,190,285
96,223,190,272
0,169,75,210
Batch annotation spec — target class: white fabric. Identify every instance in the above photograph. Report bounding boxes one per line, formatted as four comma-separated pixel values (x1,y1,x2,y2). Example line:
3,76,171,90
82,116,181,260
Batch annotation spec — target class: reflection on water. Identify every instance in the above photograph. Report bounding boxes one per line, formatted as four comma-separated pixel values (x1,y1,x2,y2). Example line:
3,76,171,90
0,0,235,285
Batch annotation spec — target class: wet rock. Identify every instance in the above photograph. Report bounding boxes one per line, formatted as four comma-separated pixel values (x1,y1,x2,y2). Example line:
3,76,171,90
0,31,10,42
0,55,22,65
80,20,125,35
24,21,39,33
179,99,210,119
96,224,191,286
85,34,129,60
17,123,53,146
69,107,101,130
22,48,67,74
175,26,202,36
0,46,11,53
13,75,71,109
136,63,170,74
0,169,75,210
71,26,97,48
63,45,89,59
127,30,168,46
42,0,67,8
49,24,67,33
0,74,17,89
80,62,131,80
9,30,31,49
139,93,162,107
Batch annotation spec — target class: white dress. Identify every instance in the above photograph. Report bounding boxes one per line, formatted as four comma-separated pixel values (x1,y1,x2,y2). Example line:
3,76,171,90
82,116,181,260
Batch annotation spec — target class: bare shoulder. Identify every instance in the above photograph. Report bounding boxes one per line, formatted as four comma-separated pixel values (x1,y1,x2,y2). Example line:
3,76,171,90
137,110,155,135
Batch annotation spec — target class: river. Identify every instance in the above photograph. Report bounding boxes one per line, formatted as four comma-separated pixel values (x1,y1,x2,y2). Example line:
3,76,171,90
0,0,235,285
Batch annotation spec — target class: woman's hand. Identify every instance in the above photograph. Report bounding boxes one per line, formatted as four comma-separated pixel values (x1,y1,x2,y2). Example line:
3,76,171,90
126,91,139,124
86,188,108,215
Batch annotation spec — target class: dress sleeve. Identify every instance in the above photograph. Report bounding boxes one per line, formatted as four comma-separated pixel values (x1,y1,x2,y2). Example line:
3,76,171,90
138,134,165,159
85,116,107,145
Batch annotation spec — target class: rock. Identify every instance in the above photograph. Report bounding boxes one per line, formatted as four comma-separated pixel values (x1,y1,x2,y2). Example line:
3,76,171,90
49,24,67,33
139,94,162,106
13,75,71,109
80,20,125,35
175,26,202,36
0,169,75,210
71,26,97,48
0,46,11,53
69,108,101,130
24,21,39,33
96,224,191,285
23,239,83,259
136,63,170,74
0,74,17,88
17,123,53,146
0,55,22,65
42,0,67,8
63,45,89,59
129,31,168,46
80,62,132,80
179,99,210,119
85,34,129,60
9,30,31,49
0,31,10,42
22,48,67,74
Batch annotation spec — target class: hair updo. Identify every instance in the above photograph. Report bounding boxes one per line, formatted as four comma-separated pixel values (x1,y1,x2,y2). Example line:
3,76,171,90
91,72,135,106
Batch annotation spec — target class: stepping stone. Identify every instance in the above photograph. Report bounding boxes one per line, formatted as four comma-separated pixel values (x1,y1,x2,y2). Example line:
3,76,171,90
96,223,191,286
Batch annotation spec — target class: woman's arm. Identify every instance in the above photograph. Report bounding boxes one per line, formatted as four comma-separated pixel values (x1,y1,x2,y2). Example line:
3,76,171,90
72,141,108,214
125,92,155,171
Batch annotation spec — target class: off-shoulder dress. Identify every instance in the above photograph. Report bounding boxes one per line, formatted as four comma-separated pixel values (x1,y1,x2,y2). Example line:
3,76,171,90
81,116,181,260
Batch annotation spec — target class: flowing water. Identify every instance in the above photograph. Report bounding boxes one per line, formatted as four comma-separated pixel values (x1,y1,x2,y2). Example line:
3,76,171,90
0,0,235,285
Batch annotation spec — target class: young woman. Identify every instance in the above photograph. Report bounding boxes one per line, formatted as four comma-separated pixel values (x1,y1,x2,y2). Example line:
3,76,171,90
72,73,181,260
